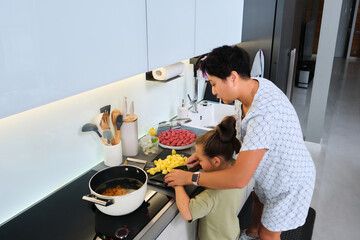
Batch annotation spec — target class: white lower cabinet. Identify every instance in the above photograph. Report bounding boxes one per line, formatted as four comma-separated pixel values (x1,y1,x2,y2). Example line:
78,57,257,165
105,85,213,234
157,213,198,240
237,178,255,215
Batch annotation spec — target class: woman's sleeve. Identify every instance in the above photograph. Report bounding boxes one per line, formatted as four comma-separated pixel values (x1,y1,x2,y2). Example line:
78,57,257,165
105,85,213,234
241,114,274,151
188,189,214,222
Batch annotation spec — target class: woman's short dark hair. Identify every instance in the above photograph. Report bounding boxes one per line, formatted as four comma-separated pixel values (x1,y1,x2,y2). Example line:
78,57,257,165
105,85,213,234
196,116,241,161
199,45,251,80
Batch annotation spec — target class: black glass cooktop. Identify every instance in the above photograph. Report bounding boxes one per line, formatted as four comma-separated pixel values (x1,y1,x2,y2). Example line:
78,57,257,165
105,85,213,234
0,170,171,240
94,190,170,240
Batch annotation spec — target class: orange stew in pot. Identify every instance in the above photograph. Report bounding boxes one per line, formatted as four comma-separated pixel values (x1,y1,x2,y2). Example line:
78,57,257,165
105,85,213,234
101,185,128,196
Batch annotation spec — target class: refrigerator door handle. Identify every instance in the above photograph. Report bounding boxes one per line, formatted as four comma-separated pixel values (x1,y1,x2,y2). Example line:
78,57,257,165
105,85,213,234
286,48,297,100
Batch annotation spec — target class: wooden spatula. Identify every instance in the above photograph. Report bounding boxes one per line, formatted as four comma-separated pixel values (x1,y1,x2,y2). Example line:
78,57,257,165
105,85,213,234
110,109,121,145
100,112,110,130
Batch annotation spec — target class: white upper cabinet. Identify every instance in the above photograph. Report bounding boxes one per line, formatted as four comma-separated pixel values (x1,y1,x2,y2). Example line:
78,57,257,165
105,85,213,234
0,0,245,118
146,0,195,70
0,0,147,118
195,0,244,56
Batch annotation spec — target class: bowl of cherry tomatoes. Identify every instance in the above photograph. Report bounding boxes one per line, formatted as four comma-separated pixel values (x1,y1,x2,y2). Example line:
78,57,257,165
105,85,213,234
157,128,196,150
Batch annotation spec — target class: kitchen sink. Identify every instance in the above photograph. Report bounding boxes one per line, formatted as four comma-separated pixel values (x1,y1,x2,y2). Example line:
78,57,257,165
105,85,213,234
183,101,235,129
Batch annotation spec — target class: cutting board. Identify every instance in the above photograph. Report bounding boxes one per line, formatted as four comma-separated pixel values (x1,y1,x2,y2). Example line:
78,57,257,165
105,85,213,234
145,149,198,188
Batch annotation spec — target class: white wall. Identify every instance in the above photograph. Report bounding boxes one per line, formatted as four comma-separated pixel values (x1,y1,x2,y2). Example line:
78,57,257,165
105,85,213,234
306,0,343,142
0,60,198,225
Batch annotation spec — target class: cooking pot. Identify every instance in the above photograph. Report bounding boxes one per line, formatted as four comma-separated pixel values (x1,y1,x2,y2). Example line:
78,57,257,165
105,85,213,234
82,165,148,216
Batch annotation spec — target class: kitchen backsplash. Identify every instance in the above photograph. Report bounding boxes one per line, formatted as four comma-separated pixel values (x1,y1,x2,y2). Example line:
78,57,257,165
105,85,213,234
0,60,207,225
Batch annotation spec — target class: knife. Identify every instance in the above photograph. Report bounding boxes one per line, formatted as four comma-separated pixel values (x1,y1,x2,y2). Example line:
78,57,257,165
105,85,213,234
126,158,147,164
129,101,134,119
122,97,128,120
125,158,153,170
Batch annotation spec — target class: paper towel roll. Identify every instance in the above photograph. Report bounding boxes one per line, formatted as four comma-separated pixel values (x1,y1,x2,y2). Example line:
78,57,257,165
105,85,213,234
152,62,184,81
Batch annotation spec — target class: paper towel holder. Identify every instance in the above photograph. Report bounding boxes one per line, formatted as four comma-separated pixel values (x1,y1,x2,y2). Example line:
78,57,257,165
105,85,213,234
145,71,183,82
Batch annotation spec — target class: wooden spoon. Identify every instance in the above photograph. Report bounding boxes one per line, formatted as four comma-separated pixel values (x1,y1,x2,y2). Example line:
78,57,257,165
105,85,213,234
111,109,121,145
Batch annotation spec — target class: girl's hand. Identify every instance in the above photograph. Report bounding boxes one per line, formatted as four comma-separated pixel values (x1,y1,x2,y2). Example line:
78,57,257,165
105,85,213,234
186,153,200,168
164,169,192,187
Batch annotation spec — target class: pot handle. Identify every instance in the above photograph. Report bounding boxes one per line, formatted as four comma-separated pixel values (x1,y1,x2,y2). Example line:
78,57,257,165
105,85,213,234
82,194,114,206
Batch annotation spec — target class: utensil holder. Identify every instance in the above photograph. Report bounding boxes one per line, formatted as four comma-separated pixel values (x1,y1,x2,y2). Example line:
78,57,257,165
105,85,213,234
103,142,123,166
121,114,139,156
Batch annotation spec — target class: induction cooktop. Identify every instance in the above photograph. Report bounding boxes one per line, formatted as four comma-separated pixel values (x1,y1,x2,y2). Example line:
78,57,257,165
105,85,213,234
0,170,173,240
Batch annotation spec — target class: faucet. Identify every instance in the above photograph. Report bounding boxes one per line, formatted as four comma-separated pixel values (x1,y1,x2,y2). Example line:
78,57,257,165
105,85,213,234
188,82,198,113
188,54,207,113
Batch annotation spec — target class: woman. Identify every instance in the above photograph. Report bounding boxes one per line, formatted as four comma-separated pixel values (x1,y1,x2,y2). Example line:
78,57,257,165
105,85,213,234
164,45,316,240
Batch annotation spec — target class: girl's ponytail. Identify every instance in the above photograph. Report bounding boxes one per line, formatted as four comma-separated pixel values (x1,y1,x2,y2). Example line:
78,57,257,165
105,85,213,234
196,116,241,161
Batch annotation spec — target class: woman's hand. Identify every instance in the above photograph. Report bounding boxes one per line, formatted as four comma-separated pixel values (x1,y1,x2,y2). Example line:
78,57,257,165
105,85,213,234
164,169,193,187
186,153,200,169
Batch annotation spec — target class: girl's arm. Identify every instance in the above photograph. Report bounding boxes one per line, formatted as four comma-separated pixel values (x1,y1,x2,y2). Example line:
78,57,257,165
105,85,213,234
174,186,192,221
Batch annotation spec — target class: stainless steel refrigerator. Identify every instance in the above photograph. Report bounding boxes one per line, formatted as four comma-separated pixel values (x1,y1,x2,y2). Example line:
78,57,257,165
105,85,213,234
238,0,306,100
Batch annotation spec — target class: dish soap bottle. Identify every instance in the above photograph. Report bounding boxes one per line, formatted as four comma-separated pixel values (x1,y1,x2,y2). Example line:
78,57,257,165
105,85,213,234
177,99,188,118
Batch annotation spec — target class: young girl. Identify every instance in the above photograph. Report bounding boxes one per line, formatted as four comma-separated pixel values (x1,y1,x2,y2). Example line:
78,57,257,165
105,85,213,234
174,116,243,240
